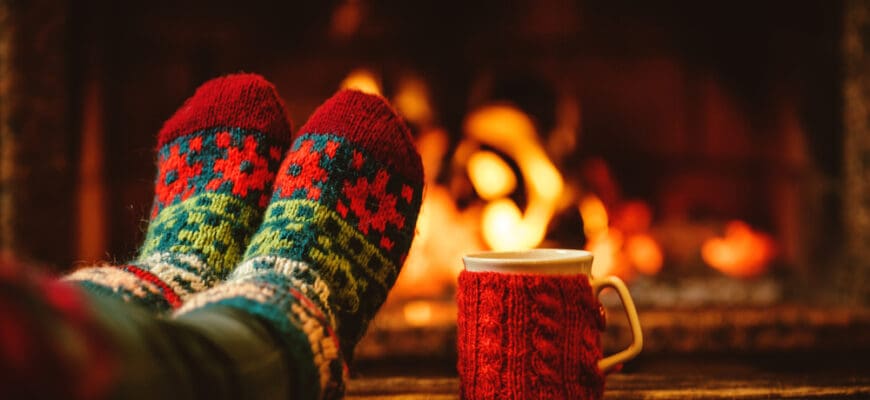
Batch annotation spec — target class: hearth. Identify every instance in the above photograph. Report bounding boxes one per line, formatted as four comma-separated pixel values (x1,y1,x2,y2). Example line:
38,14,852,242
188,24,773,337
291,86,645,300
1,0,867,364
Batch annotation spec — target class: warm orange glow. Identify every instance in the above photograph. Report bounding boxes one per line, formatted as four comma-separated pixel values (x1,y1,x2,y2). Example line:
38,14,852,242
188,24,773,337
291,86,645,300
330,0,362,39
340,68,382,95
589,229,624,278
464,105,564,251
582,193,664,280
626,233,663,275
77,80,106,262
701,221,776,278
417,128,448,183
403,300,433,326
615,201,653,234
467,151,516,200
579,195,608,239
394,186,484,300
393,77,434,126
481,199,528,250
526,157,563,201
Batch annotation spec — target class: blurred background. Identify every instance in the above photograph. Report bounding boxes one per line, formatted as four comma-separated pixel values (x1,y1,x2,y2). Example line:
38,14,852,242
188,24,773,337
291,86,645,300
1,0,867,362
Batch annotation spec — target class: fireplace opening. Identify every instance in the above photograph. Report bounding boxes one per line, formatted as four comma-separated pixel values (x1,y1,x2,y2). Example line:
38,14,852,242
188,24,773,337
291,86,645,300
2,0,867,366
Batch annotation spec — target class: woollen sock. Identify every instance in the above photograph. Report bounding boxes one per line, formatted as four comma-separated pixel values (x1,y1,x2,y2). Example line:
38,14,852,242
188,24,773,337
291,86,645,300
66,73,291,312
176,90,424,399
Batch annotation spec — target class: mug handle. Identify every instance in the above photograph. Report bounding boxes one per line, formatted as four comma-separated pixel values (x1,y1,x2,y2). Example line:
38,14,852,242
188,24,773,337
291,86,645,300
590,276,643,373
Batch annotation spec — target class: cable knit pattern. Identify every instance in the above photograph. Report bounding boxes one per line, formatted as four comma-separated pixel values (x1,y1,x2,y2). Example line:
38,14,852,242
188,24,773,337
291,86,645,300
457,271,606,400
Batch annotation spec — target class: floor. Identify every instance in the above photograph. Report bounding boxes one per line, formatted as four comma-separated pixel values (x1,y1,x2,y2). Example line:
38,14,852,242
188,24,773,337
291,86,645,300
346,352,870,399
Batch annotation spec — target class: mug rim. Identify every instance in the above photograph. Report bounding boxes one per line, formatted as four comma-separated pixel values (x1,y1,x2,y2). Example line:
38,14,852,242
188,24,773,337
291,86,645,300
462,248,593,274
463,248,592,263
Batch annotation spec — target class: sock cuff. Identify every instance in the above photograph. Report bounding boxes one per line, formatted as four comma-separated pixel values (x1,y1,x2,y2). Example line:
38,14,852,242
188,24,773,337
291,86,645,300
158,73,292,148
297,89,423,183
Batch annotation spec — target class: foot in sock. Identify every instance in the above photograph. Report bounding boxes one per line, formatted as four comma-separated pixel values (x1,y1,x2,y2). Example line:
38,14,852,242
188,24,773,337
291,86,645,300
176,90,424,399
66,73,292,312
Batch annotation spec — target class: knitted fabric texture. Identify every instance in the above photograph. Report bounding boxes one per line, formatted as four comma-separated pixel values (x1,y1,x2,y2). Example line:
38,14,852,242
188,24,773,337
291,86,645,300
66,73,291,312
457,270,606,400
176,89,424,400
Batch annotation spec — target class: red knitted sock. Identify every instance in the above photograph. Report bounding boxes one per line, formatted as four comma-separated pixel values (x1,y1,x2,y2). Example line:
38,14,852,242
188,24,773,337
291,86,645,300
177,90,425,399
66,73,292,312
457,270,606,400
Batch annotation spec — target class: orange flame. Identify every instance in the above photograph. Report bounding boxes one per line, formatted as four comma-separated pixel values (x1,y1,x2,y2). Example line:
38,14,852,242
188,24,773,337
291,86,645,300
340,68,382,95
464,105,564,251
403,300,433,326
394,186,484,299
701,221,776,278
579,195,608,239
467,150,517,200
588,228,624,278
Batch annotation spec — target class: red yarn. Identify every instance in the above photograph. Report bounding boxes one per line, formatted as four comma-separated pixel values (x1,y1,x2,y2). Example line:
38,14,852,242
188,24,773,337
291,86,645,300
297,90,423,183
457,271,606,400
117,265,182,309
158,73,292,147
207,134,278,197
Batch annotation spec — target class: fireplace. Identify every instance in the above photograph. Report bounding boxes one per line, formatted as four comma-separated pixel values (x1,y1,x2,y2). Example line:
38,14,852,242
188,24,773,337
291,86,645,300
1,0,868,367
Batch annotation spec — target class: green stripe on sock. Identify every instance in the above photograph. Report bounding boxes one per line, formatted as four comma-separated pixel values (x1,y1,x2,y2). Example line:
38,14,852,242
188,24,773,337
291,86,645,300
140,192,262,277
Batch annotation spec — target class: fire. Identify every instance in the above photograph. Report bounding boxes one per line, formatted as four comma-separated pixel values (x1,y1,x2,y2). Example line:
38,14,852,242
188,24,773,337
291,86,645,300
344,68,783,324
626,234,663,275
481,199,527,250
403,300,433,326
340,68,382,95
580,194,664,279
701,220,776,278
464,105,564,251
467,151,516,200
393,76,434,126
579,195,608,239
588,228,624,278
394,186,484,300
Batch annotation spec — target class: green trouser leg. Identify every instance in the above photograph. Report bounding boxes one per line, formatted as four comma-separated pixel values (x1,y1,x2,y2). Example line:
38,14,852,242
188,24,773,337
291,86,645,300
86,293,292,399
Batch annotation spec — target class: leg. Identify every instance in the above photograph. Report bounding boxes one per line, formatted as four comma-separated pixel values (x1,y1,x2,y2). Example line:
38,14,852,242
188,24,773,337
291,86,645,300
1,263,293,399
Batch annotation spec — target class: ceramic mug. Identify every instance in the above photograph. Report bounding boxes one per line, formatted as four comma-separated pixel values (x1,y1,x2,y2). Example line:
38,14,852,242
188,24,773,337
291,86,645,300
457,249,642,399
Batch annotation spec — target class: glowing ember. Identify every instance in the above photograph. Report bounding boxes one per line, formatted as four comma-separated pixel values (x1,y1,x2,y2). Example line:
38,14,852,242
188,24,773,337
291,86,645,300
340,68,382,95
581,193,664,280
701,221,776,278
403,300,433,326
626,233,663,275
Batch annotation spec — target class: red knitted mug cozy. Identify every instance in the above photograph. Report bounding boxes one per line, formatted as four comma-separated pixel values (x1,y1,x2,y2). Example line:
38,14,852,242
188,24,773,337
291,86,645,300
457,270,607,400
